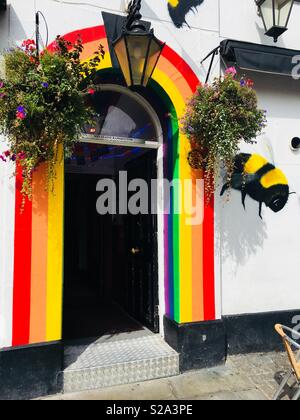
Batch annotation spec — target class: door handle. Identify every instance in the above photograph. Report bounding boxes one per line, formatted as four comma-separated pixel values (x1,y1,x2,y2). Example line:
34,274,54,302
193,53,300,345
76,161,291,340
131,247,141,255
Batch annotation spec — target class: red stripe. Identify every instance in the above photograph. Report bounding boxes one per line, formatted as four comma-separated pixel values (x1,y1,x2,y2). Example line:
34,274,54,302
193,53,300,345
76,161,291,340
47,25,107,52
12,165,32,346
162,44,200,92
203,196,215,321
47,25,200,94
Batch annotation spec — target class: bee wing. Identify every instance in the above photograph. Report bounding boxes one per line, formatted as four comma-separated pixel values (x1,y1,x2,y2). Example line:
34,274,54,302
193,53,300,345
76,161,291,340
260,138,276,165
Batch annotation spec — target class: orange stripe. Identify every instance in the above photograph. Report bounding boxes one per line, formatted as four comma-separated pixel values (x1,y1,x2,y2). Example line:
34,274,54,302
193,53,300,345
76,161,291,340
80,39,110,62
29,163,48,344
192,170,204,321
157,55,193,102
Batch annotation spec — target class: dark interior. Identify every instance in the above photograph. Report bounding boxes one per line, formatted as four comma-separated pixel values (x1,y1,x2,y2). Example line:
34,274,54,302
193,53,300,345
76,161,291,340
63,144,158,341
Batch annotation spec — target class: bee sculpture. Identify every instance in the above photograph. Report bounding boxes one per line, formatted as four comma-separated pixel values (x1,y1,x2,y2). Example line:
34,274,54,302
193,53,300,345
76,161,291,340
220,153,293,218
168,0,204,28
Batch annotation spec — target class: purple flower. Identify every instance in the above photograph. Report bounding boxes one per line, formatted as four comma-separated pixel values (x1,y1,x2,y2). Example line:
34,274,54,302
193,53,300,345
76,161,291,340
16,105,27,120
42,82,49,88
240,79,246,87
0,82,4,88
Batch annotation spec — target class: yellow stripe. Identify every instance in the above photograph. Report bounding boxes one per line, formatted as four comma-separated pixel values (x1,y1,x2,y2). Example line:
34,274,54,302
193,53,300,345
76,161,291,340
244,154,268,175
179,133,193,323
152,68,193,323
46,145,64,342
261,168,288,189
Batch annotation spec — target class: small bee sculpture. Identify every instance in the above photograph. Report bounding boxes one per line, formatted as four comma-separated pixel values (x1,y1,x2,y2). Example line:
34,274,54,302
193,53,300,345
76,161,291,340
168,0,204,28
221,153,293,218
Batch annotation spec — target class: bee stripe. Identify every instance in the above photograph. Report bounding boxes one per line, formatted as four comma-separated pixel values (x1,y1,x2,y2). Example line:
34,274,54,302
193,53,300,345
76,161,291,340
168,0,179,6
244,154,268,175
260,168,288,189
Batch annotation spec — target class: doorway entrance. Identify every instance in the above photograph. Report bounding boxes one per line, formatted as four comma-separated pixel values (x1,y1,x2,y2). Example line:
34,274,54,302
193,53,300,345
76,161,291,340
63,145,159,340
63,86,162,341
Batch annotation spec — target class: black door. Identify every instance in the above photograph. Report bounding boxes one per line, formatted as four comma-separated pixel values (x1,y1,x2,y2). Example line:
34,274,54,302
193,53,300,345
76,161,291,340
124,149,159,333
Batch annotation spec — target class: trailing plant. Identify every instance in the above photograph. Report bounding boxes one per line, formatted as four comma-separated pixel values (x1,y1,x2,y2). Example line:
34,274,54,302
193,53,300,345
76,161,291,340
0,37,105,199
182,67,267,200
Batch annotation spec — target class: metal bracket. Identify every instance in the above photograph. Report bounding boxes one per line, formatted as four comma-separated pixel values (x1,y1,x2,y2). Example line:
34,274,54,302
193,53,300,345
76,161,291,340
201,46,220,84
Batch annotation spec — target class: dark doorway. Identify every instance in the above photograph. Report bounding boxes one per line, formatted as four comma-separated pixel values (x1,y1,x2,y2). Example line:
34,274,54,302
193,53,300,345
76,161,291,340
63,144,159,341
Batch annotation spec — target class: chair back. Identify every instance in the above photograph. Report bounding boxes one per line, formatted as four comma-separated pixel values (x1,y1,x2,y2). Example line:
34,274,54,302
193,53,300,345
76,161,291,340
275,324,300,382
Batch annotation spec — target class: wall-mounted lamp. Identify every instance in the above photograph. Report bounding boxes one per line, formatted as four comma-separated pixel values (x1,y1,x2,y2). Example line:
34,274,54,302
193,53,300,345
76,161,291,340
291,137,300,151
256,0,295,42
0,0,6,12
113,0,165,87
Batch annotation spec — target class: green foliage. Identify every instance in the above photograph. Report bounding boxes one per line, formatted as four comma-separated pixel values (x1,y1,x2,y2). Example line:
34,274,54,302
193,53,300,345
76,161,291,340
182,69,267,199
0,37,104,199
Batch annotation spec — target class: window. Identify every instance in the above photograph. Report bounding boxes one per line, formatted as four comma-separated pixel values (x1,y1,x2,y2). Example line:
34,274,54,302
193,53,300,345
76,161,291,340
82,89,158,143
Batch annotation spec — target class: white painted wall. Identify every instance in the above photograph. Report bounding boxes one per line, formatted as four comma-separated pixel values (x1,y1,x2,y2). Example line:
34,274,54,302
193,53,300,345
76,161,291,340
218,72,300,316
1,0,300,320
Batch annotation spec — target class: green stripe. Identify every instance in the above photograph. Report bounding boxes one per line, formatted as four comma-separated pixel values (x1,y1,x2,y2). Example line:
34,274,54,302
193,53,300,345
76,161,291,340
171,115,180,323
149,80,180,322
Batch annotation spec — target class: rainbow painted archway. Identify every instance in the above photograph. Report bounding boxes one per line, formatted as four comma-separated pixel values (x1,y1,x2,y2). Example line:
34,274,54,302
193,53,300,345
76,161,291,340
1,25,216,349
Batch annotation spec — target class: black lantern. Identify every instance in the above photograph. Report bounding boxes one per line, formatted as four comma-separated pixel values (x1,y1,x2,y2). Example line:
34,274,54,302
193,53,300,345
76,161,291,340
113,0,165,87
0,0,6,12
256,0,295,42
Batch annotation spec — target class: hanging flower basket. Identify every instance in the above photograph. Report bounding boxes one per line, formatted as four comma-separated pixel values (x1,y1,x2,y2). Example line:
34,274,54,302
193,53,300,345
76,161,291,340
0,37,105,200
182,67,267,200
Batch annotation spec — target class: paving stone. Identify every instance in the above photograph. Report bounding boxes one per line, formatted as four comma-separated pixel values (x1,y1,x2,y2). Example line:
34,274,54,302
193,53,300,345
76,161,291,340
237,390,267,400
200,391,241,401
169,370,232,399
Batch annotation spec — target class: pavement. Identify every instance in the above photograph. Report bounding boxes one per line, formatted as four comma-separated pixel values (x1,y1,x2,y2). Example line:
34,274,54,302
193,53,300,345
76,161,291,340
43,352,298,401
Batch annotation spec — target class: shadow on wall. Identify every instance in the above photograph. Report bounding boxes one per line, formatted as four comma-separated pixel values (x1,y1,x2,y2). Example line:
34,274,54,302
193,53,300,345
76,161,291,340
216,187,268,270
6,5,31,45
0,9,8,49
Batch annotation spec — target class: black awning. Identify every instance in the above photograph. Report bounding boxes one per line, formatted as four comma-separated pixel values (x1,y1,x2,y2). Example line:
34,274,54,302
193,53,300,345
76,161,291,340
0,0,6,11
220,39,300,77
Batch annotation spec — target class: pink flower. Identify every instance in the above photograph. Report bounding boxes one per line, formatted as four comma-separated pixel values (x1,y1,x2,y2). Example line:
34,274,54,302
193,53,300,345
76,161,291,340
88,88,96,95
18,152,26,160
225,67,237,77
16,112,26,120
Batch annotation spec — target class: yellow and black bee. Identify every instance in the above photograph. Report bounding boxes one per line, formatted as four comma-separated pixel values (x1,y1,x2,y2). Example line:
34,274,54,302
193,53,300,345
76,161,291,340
220,153,293,218
168,0,204,28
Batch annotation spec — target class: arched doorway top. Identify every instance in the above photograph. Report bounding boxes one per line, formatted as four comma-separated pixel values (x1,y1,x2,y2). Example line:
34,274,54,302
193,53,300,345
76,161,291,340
82,84,163,149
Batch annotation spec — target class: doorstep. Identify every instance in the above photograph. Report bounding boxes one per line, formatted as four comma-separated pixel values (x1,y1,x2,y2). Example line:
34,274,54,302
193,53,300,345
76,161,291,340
61,335,179,394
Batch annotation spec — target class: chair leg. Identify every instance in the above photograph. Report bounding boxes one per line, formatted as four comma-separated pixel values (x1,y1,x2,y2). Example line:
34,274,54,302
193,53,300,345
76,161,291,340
272,370,294,401
292,386,300,401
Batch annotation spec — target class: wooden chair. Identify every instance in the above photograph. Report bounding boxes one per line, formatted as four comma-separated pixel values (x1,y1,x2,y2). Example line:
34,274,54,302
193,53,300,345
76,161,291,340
273,324,300,401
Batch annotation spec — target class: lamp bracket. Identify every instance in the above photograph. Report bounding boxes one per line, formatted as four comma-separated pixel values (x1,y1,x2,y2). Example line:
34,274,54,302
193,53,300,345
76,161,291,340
255,0,262,17
125,0,145,32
